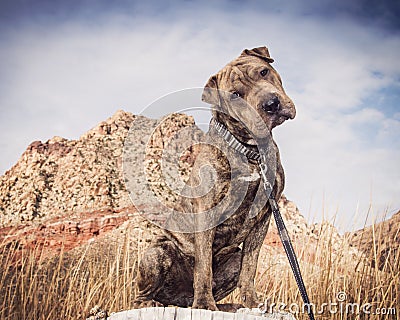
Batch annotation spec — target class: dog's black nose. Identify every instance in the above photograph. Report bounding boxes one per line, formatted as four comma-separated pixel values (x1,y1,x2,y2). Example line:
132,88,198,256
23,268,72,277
262,97,281,114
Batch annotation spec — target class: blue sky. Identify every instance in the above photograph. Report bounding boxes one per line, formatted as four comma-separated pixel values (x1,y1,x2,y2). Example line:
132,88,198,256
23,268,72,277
0,0,399,231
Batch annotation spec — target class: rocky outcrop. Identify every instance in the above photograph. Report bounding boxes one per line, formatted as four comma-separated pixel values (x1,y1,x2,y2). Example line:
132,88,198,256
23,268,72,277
0,110,133,226
0,110,199,227
347,210,400,270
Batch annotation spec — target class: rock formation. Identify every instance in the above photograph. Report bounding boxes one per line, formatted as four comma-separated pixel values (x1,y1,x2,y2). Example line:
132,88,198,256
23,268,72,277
0,110,198,227
347,210,400,270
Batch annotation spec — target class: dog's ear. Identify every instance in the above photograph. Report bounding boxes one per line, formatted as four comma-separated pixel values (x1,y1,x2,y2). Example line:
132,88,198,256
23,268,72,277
240,46,274,63
202,75,220,105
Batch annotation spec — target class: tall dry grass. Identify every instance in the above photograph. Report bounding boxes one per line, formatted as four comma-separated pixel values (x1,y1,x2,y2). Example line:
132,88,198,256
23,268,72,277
255,221,400,320
0,220,398,320
0,230,145,320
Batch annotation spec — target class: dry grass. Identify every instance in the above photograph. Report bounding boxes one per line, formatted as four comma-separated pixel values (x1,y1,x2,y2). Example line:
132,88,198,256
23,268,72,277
0,220,398,320
259,222,400,320
0,231,145,320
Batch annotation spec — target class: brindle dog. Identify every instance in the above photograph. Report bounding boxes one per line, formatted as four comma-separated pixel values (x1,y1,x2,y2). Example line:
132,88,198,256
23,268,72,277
133,47,296,311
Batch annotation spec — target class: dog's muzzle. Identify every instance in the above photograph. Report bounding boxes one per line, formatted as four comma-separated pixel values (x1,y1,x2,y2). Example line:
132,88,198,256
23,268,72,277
262,96,296,120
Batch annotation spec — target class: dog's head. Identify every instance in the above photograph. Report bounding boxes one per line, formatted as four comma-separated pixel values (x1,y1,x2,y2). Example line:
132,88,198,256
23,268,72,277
202,46,296,141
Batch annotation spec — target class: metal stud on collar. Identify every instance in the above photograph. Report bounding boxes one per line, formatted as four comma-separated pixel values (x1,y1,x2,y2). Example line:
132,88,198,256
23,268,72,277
211,118,261,161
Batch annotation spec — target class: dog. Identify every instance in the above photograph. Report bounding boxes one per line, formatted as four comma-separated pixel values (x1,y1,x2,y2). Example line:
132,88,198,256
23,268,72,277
132,46,296,311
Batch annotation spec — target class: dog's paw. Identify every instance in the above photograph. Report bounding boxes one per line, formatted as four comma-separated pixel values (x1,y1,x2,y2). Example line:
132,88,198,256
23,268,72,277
132,299,164,309
217,303,244,313
240,289,261,309
192,298,218,311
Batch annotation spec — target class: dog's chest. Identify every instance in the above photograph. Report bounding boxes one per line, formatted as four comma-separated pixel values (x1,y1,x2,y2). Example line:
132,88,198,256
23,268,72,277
212,156,284,254
213,170,267,251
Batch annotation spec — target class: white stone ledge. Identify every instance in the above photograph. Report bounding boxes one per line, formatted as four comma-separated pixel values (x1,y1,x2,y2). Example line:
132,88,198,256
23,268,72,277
108,307,296,320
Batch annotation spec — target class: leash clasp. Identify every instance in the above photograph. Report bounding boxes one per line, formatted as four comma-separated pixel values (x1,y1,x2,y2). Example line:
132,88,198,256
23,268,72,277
258,161,273,197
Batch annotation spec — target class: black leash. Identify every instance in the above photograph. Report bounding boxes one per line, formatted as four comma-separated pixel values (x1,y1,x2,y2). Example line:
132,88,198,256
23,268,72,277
259,161,315,320
212,118,315,320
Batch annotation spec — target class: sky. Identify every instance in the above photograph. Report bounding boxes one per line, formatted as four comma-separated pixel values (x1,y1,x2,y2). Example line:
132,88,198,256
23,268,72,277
0,0,399,231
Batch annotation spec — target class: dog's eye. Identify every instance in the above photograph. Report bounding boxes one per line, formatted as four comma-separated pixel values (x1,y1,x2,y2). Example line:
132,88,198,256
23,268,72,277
260,69,269,77
230,92,241,100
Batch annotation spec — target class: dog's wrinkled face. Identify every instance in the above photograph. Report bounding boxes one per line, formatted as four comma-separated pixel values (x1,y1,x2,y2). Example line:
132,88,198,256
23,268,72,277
202,47,296,140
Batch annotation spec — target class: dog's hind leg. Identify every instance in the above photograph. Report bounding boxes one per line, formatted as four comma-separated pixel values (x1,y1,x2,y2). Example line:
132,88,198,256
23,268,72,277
133,238,180,308
133,239,194,308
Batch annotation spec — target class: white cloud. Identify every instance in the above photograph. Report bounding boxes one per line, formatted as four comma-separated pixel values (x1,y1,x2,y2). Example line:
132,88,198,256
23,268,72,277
0,2,399,230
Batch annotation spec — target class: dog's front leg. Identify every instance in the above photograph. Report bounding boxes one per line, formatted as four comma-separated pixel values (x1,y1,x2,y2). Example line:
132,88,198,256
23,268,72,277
192,228,218,311
238,209,272,308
